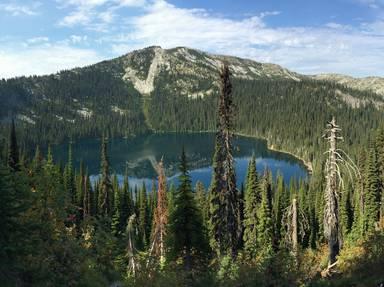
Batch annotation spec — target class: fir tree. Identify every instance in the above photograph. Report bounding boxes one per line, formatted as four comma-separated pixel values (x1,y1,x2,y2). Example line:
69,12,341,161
257,172,274,251
111,180,123,236
167,148,207,270
273,173,286,246
120,172,132,232
63,143,76,205
7,119,19,172
209,63,240,258
195,181,208,227
339,183,354,237
363,146,380,233
99,135,113,217
138,182,148,249
243,155,260,258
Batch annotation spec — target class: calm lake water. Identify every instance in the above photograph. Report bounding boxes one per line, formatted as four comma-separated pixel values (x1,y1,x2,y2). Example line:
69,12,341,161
53,133,308,190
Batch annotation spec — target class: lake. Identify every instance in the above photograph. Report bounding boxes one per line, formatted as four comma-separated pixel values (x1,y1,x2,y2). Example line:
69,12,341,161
53,133,308,190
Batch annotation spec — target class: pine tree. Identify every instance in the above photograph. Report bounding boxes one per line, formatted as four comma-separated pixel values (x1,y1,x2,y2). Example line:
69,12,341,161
0,163,29,283
167,148,207,269
120,172,131,232
273,173,286,246
363,145,380,233
138,182,148,249
99,135,113,217
209,63,240,258
243,155,260,258
257,172,274,251
83,170,92,219
195,181,208,226
111,181,123,236
339,183,353,237
375,128,384,227
8,119,19,172
63,143,76,205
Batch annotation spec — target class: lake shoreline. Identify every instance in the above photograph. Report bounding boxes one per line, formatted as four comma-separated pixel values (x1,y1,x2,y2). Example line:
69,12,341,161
235,132,313,174
151,130,313,174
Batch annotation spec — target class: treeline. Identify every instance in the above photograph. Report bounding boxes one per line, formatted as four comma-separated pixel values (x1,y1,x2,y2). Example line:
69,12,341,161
1,62,384,169
1,66,384,286
0,68,147,146
149,77,383,166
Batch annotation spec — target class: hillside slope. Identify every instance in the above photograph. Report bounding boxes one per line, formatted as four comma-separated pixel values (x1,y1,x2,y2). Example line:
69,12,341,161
0,46,383,163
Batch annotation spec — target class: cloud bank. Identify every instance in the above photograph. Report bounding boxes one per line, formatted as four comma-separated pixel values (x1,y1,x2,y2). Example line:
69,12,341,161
1,0,384,78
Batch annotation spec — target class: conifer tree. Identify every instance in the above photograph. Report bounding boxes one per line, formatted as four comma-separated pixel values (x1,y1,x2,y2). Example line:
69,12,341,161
363,146,380,233
111,181,123,236
148,180,157,240
120,172,131,232
99,135,113,217
273,173,286,246
243,155,260,258
83,170,92,219
8,119,19,172
339,183,353,237
138,182,148,249
257,172,274,251
195,181,208,227
63,143,76,205
375,128,384,227
209,63,240,258
167,148,207,269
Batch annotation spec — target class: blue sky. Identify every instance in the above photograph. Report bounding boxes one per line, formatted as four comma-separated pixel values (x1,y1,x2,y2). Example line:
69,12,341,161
0,0,384,78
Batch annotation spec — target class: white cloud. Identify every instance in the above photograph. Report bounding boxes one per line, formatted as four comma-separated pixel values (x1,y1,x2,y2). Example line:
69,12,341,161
0,44,102,79
26,36,49,44
104,0,384,76
59,8,93,26
117,0,146,7
57,0,146,29
70,35,88,44
0,2,40,16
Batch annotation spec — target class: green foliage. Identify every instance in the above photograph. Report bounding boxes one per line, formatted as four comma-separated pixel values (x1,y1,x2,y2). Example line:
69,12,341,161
167,148,208,268
243,155,260,259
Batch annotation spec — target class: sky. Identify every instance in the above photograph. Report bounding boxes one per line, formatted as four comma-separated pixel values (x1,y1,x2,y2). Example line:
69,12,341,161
0,0,384,78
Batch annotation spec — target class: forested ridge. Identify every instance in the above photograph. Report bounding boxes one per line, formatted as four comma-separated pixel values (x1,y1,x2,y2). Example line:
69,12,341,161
1,47,384,170
1,62,384,286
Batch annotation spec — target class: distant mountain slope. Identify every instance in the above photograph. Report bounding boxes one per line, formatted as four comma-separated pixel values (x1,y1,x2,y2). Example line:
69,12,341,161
312,73,384,98
0,46,383,163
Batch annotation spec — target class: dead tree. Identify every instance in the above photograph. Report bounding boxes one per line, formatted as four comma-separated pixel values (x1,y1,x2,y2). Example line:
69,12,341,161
126,214,139,277
282,198,308,258
147,158,168,267
322,117,359,275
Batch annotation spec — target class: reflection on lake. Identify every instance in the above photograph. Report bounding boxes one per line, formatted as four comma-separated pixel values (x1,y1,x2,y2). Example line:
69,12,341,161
53,133,308,189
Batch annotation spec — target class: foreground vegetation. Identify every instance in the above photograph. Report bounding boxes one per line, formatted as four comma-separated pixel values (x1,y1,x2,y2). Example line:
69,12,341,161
1,65,384,286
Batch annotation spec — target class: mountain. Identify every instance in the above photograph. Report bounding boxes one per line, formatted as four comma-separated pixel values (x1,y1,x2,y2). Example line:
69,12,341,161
312,73,384,98
1,46,383,163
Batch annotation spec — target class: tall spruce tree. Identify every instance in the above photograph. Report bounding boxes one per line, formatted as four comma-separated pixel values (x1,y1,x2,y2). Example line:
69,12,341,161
243,155,260,258
99,135,113,217
63,143,76,205
167,148,207,269
138,182,148,249
195,181,208,227
8,119,19,172
209,63,240,258
363,145,380,233
257,172,274,251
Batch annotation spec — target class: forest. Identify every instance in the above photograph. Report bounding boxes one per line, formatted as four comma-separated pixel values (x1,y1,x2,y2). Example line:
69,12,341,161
1,64,384,287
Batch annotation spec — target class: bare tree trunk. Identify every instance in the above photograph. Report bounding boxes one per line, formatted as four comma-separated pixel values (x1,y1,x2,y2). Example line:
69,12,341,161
292,198,298,257
127,214,138,277
324,117,341,266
